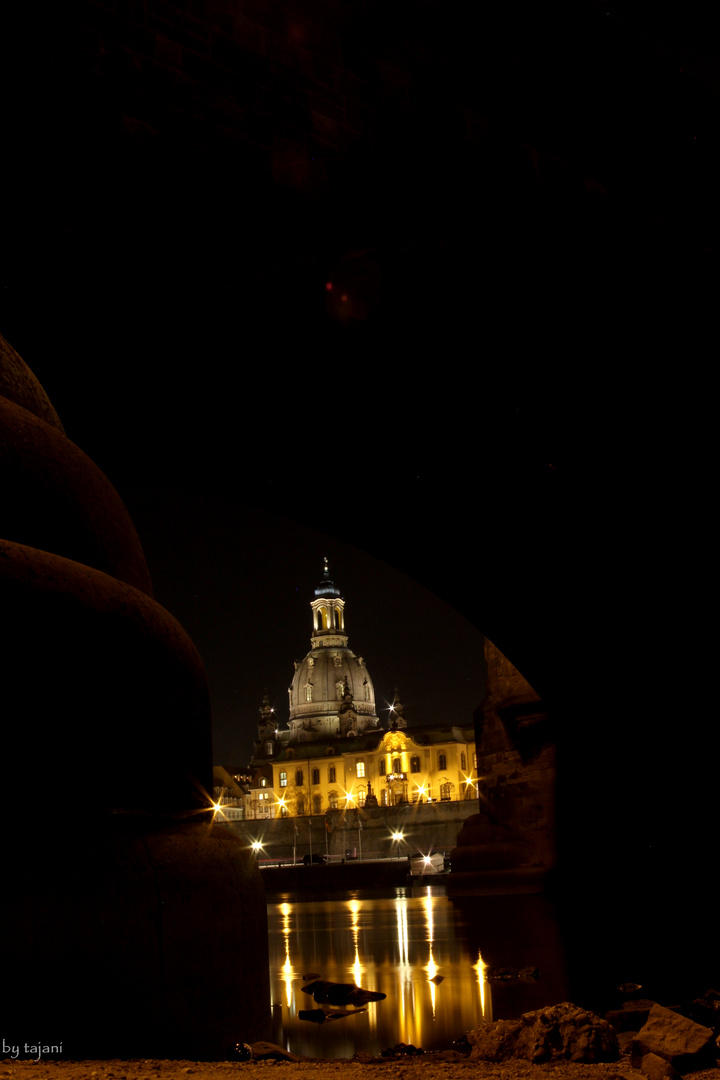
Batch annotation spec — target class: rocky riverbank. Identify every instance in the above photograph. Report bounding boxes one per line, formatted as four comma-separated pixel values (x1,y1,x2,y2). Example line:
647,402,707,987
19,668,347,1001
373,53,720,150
0,1060,719,1080
4,991,718,1080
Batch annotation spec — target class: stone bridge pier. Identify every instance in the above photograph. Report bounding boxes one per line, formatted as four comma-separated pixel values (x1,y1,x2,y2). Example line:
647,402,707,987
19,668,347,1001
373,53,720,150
0,334,270,1059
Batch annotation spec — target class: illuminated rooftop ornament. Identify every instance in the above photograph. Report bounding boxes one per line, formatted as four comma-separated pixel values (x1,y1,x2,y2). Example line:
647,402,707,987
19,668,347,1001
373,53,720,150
314,556,341,598
388,688,407,730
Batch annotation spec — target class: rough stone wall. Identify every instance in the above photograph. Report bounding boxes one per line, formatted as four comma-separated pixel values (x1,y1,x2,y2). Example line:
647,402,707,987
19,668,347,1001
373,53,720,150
451,640,555,877
477,640,556,868
0,336,271,1059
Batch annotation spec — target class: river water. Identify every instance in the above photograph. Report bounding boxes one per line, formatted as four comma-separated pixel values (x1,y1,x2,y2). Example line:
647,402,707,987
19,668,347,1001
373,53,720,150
266,885,569,1059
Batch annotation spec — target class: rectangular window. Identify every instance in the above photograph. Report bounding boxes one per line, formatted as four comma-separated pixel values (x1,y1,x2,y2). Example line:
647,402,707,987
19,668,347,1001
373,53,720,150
279,771,287,788
312,768,320,785
410,756,420,773
378,759,386,776
329,792,338,809
461,752,467,772
438,754,447,771
356,762,365,777
357,789,366,806
328,766,336,783
295,770,304,786
313,794,322,814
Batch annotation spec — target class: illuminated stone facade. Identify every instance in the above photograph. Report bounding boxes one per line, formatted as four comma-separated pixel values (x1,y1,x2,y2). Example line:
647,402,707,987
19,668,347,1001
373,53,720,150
251,562,477,818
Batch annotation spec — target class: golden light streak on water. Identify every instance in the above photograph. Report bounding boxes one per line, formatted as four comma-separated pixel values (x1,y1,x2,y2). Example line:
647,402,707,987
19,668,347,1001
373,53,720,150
394,895,416,1040
396,898,410,965
281,902,294,1007
347,898,365,985
474,950,491,1021
423,888,439,1017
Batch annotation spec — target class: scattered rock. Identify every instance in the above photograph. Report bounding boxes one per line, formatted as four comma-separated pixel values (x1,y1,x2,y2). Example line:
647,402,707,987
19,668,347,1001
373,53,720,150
298,1009,327,1024
301,972,322,981
688,989,720,1031
487,966,539,981
451,1033,472,1055
606,1000,657,1032
632,1004,717,1073
299,1006,367,1023
249,1041,301,1062
468,1001,619,1064
640,1051,682,1080
381,1043,424,1056
300,979,386,1006
226,1043,252,1061
429,975,444,984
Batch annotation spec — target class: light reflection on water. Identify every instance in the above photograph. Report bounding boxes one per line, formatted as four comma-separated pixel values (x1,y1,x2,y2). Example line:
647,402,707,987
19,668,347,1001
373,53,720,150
266,885,567,1059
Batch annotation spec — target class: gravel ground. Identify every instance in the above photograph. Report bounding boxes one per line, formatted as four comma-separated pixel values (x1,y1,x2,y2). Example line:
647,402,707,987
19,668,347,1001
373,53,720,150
1,1057,719,1080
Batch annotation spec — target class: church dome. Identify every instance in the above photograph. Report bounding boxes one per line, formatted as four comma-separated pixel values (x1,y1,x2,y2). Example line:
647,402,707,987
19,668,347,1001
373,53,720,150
286,561,378,740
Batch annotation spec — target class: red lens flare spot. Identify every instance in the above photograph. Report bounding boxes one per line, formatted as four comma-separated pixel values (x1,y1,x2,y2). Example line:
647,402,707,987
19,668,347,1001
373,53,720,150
325,281,333,290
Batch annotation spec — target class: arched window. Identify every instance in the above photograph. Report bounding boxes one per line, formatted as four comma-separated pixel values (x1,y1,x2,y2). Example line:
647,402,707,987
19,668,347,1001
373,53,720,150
328,766,336,783
438,753,447,771
357,787,366,807
392,758,401,774
266,741,274,756
260,777,266,787
328,791,338,809
295,770,304,786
